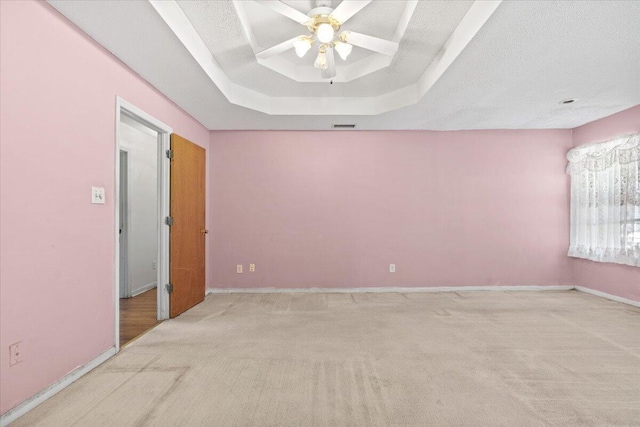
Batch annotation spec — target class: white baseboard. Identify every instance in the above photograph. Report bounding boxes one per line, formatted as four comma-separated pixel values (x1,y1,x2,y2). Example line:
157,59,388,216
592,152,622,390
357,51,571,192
129,282,157,298
575,286,640,308
0,347,116,427
206,286,640,309
206,285,574,294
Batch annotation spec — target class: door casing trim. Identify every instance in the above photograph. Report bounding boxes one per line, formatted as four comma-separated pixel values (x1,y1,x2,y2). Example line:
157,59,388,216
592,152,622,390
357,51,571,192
118,148,130,298
115,96,172,352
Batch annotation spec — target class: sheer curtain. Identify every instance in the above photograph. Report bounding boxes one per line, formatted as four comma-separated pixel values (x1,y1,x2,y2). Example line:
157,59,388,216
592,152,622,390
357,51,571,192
567,133,640,267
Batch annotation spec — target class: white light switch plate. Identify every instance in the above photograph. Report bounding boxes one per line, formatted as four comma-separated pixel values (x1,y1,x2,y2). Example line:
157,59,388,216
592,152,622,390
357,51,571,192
389,264,396,273
9,342,23,366
91,187,105,204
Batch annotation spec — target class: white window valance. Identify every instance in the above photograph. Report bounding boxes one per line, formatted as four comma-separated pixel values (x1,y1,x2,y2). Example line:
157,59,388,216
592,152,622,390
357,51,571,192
566,133,640,266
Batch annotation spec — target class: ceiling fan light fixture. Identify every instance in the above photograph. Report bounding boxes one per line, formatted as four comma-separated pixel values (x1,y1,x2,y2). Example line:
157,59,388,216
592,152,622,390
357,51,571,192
316,23,335,43
314,50,328,70
294,37,313,58
334,41,352,60
254,1,393,79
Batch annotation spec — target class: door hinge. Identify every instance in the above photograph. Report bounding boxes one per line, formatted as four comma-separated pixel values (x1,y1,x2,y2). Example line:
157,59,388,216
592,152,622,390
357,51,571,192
166,149,174,159
165,283,174,294
165,216,173,226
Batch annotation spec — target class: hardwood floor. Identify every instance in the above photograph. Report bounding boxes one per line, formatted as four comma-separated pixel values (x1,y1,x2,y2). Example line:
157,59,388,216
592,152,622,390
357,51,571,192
119,288,160,347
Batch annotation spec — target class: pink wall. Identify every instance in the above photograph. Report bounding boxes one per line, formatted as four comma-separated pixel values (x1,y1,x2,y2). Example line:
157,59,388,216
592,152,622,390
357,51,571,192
209,130,573,289
570,105,640,302
0,1,209,415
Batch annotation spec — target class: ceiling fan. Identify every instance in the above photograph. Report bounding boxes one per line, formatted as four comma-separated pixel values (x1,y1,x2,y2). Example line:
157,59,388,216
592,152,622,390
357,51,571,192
254,0,400,79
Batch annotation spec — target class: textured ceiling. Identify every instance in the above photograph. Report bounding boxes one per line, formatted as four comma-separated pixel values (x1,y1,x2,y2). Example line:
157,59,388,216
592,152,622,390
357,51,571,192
47,0,640,130
175,0,473,97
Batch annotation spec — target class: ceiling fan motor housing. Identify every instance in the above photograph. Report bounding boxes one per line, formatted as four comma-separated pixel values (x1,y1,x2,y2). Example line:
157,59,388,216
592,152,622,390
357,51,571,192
307,8,341,35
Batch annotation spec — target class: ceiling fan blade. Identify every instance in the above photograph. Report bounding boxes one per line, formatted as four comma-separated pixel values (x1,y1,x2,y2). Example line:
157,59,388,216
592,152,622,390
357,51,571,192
255,37,297,59
330,0,372,24
342,31,398,56
321,47,336,79
254,0,310,24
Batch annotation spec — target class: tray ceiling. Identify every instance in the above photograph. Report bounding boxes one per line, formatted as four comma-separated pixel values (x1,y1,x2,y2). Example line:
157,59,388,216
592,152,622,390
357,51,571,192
150,0,490,115
230,0,413,84
47,0,640,130
175,0,474,93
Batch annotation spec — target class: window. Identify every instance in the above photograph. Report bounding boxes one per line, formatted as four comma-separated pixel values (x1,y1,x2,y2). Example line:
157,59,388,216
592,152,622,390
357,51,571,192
567,133,639,267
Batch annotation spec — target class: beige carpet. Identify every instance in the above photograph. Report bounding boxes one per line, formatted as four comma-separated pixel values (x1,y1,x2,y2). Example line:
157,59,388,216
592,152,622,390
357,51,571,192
12,290,640,426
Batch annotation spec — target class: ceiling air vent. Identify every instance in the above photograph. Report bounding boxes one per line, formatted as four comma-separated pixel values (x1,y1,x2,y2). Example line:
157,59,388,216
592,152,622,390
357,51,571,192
332,124,356,129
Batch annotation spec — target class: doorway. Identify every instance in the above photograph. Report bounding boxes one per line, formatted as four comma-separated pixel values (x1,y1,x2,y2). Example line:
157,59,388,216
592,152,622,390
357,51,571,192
118,115,159,346
115,97,172,351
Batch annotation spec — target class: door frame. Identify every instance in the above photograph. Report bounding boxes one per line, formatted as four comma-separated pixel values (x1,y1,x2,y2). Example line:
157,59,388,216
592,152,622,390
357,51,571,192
118,148,130,298
115,96,172,352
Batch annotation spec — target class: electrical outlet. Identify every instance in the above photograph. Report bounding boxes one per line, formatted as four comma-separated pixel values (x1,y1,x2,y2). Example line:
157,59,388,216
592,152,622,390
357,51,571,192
249,264,255,272
389,264,396,273
151,260,157,270
91,187,105,204
237,264,243,274
9,342,23,366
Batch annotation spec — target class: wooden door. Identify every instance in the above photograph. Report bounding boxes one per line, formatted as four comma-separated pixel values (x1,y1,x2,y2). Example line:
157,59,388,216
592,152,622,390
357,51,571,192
169,134,206,318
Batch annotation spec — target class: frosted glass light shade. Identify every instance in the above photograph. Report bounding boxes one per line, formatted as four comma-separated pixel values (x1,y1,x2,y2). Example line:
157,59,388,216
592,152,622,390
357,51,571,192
294,38,312,58
316,23,334,43
334,42,352,60
314,51,327,69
